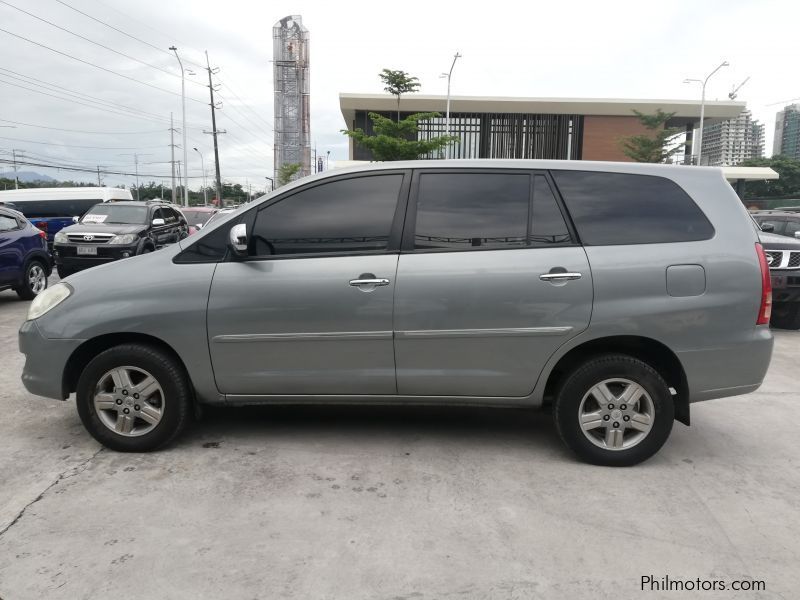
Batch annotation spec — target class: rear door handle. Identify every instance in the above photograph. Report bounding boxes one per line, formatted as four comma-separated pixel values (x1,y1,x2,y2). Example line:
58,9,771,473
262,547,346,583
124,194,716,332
539,272,582,281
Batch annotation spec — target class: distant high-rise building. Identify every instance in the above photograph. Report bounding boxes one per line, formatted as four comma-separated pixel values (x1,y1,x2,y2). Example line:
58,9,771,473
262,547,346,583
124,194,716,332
773,104,800,159
700,109,764,166
273,16,311,183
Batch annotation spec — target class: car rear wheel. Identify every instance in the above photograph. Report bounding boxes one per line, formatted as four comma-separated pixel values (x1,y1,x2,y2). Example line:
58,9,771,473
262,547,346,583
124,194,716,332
770,303,800,330
554,354,674,466
15,259,48,300
76,344,191,452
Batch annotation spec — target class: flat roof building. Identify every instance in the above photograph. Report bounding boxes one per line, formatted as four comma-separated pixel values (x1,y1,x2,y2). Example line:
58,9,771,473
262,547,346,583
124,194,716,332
340,94,745,164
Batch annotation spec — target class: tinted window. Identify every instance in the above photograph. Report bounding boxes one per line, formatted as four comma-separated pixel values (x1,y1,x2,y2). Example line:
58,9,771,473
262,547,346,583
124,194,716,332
174,223,230,263
414,173,529,250
755,218,786,235
532,175,572,245
82,204,148,224
784,219,800,237
250,175,402,256
552,171,715,245
0,214,19,231
163,208,179,224
11,198,101,218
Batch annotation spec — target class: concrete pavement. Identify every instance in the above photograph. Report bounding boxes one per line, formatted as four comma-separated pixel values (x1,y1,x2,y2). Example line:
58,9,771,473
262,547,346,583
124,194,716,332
0,284,797,599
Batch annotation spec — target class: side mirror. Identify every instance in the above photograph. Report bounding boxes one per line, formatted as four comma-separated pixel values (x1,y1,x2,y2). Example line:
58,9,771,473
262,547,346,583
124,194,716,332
152,218,165,226
795,231,800,239
228,223,248,257
760,223,774,232
72,216,79,223
196,223,203,230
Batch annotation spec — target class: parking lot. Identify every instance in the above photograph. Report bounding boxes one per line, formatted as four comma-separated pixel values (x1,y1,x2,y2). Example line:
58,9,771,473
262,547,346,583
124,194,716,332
0,282,797,599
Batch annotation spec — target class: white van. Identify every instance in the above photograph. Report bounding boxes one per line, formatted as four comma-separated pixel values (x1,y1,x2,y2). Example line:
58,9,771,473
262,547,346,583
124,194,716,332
0,187,133,246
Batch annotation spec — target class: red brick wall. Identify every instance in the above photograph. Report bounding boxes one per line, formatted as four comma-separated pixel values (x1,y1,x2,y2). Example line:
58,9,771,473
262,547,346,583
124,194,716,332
581,115,659,162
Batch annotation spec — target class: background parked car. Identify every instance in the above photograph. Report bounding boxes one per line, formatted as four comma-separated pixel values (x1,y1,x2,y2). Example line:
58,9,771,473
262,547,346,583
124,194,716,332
53,199,188,278
752,210,800,240
0,206,52,300
180,207,218,234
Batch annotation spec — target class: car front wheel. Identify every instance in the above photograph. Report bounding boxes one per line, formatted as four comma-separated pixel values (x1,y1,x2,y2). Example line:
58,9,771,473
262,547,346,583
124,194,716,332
76,344,191,452
554,355,674,466
15,259,48,300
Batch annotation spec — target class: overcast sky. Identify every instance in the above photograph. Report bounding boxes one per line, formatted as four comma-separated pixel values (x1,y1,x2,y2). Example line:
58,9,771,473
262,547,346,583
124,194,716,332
1,0,798,191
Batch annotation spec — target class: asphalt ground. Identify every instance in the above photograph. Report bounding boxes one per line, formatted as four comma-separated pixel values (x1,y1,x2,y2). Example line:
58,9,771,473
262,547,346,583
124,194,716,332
0,280,796,599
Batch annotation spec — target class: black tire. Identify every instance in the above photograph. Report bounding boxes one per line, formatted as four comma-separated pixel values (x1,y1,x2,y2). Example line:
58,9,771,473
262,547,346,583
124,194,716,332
554,354,674,467
56,265,74,279
770,303,800,330
137,244,154,256
75,343,191,452
15,259,48,300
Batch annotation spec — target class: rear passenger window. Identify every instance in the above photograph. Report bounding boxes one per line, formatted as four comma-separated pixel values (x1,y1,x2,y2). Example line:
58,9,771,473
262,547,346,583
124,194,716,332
551,171,714,245
414,173,529,250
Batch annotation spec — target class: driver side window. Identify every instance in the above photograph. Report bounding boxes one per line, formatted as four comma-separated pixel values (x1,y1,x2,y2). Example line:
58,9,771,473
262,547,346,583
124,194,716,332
249,174,403,257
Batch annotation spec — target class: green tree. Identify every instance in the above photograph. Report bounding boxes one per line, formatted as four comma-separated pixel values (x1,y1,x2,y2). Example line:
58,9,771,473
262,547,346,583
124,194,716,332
277,163,302,187
740,156,800,199
379,69,420,122
619,110,684,163
342,112,457,161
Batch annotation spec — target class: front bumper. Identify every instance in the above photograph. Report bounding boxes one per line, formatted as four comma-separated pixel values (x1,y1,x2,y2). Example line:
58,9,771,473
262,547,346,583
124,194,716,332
19,320,84,400
770,272,800,303
53,243,139,272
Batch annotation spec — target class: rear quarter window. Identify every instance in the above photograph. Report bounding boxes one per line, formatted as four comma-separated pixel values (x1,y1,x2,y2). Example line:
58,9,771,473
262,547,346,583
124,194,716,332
551,170,715,245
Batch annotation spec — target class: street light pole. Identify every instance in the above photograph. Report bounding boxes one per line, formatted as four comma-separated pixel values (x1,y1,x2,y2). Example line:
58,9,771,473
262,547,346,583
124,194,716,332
170,46,189,206
193,147,208,206
265,176,273,193
440,52,462,159
684,60,729,166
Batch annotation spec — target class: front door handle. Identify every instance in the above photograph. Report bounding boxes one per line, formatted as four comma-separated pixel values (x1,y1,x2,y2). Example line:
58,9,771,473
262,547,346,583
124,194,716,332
539,272,582,281
349,273,390,289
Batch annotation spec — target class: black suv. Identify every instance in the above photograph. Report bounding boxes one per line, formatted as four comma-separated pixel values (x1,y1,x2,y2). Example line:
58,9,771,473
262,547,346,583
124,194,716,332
752,210,800,240
53,200,188,278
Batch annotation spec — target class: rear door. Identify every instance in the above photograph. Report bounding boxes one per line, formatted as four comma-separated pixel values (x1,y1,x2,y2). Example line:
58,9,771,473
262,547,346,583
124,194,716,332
393,169,593,397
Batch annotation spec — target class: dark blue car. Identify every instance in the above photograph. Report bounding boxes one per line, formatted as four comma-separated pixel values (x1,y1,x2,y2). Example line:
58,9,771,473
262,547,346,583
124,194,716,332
0,206,52,300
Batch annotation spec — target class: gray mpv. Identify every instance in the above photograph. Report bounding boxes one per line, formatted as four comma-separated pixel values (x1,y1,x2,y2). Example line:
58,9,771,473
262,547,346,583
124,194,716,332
19,160,774,466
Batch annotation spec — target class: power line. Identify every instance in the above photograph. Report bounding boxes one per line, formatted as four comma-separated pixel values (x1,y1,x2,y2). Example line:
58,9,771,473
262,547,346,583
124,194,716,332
58,0,208,71
0,75,174,126
0,134,167,150
0,26,207,104
217,80,274,130
0,68,207,127
0,157,203,179
0,118,165,135
0,0,204,87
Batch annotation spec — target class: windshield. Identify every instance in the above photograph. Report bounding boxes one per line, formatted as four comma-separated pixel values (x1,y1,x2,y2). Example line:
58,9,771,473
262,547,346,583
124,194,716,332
182,210,215,227
82,204,147,224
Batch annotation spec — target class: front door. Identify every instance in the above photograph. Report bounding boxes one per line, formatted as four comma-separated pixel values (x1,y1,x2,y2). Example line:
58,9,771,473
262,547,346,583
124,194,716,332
207,172,408,396
394,170,593,397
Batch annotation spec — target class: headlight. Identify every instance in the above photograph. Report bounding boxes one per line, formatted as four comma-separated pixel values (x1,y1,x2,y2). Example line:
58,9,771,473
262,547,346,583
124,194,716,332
27,283,72,320
108,234,138,245
54,231,68,244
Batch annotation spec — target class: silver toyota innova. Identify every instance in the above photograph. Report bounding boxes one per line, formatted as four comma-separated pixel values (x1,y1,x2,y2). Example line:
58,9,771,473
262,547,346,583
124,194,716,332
19,160,774,466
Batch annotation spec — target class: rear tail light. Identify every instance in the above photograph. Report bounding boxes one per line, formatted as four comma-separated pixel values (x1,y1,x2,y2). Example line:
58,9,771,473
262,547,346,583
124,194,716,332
37,229,46,239
755,242,772,325
35,221,48,231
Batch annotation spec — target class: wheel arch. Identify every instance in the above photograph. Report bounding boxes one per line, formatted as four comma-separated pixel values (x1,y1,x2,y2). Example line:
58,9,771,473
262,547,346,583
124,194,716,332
63,332,193,402
542,335,690,425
